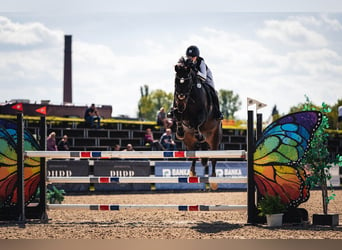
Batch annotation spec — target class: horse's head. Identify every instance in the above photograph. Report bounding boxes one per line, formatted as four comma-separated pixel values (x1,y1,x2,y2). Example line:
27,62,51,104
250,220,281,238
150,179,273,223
174,64,196,112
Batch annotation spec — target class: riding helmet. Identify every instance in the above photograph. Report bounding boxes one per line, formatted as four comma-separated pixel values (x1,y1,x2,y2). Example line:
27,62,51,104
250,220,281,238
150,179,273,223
186,45,200,57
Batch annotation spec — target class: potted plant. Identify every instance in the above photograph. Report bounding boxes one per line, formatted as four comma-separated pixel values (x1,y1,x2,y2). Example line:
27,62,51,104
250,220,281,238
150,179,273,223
299,99,342,226
258,194,286,227
47,185,65,204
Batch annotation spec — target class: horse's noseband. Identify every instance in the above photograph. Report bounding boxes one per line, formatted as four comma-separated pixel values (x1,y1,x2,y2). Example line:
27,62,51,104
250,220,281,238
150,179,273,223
177,94,186,100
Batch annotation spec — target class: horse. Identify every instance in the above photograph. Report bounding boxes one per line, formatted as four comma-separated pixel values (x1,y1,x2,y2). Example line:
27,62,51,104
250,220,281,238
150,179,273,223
172,64,222,189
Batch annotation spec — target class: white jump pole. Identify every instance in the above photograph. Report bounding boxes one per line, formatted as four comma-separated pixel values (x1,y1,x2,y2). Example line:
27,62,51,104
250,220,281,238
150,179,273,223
47,176,247,184
25,150,246,159
48,204,247,211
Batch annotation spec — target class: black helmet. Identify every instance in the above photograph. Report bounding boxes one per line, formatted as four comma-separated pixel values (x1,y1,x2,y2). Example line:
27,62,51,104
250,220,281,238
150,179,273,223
186,45,200,57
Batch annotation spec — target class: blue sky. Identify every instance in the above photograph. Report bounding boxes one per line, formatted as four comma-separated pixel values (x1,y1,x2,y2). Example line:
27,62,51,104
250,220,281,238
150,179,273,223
1,1,342,119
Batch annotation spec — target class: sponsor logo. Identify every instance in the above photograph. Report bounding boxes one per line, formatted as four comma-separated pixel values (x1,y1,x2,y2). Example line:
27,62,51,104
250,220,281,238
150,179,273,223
48,170,72,177
162,169,190,177
110,170,135,177
216,168,242,177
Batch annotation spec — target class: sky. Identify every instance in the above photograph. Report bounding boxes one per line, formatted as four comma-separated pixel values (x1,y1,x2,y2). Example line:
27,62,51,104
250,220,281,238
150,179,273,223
1,0,342,120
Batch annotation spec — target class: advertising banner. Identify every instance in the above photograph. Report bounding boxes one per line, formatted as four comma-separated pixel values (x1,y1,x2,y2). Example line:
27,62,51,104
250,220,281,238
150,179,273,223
93,160,151,191
155,161,247,190
155,161,206,190
209,161,247,189
47,160,89,192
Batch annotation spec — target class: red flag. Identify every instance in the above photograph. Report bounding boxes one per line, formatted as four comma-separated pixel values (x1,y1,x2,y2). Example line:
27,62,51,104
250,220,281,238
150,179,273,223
35,106,47,115
11,103,23,112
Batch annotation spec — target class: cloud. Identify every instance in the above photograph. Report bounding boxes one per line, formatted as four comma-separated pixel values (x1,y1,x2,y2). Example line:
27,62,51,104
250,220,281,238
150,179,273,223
0,16,63,48
0,14,341,120
321,14,342,31
256,17,328,48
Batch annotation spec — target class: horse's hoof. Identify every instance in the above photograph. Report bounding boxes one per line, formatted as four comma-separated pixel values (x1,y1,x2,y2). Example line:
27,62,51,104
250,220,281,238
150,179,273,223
189,171,196,177
210,183,218,191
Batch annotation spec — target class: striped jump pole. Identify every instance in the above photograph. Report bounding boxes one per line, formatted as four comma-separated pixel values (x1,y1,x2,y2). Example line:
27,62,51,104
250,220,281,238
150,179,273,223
48,204,247,211
47,176,248,184
25,150,246,159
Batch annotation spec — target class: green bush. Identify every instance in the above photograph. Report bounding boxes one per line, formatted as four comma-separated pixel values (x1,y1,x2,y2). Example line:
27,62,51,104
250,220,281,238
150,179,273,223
257,194,286,216
47,185,65,204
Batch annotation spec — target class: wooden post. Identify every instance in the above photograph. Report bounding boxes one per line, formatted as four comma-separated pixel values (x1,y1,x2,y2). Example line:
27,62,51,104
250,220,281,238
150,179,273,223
256,113,263,205
39,116,48,222
247,110,256,224
16,113,25,225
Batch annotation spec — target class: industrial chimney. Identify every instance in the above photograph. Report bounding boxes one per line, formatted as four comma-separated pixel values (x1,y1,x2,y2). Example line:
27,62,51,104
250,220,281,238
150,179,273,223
63,35,72,104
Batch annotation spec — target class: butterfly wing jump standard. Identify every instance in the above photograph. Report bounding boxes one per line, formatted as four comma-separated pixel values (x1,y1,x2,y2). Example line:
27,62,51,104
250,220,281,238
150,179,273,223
0,119,40,208
253,111,322,208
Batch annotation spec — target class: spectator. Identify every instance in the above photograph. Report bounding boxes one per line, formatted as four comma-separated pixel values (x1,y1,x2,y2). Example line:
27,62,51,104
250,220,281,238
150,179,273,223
123,143,135,151
159,128,177,150
57,135,70,151
156,107,173,129
144,128,162,151
84,103,101,128
47,132,58,151
113,144,121,151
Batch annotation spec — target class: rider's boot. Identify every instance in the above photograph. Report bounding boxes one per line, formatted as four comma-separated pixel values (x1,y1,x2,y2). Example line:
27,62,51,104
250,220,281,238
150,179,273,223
216,111,224,120
212,92,224,120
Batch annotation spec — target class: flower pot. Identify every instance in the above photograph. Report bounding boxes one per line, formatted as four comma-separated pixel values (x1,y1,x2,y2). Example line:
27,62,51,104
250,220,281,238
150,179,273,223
266,213,283,227
313,214,339,226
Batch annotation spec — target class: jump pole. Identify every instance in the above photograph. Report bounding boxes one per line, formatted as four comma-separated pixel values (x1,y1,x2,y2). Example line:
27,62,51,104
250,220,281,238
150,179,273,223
25,150,246,159
48,204,247,211
47,176,247,184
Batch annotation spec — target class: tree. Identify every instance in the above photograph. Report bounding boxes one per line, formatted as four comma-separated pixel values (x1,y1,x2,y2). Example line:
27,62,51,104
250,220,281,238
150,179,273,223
138,85,152,120
327,99,342,129
299,97,342,215
289,97,342,130
138,85,173,121
271,105,280,122
218,89,241,119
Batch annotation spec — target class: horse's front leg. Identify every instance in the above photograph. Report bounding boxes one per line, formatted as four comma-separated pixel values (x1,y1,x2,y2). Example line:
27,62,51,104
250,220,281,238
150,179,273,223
194,128,205,143
211,159,217,177
189,159,197,177
210,159,218,190
176,121,185,140
174,110,185,140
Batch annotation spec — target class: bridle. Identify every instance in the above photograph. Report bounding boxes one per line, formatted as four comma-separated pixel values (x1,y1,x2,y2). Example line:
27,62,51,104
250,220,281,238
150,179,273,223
174,72,195,113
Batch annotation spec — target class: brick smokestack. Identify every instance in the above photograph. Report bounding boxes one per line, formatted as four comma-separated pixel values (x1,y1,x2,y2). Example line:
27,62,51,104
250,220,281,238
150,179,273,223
63,35,72,104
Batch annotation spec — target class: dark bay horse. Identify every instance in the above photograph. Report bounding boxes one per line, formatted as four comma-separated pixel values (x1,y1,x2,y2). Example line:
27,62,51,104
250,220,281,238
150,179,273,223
173,64,222,189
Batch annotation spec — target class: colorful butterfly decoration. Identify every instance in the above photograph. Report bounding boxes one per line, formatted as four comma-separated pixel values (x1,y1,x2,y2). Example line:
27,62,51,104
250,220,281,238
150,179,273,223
253,111,322,208
0,119,40,207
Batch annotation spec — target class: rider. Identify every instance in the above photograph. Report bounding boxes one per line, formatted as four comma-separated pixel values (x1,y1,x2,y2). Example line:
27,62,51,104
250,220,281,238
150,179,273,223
168,45,224,121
